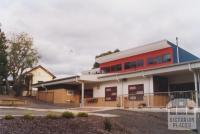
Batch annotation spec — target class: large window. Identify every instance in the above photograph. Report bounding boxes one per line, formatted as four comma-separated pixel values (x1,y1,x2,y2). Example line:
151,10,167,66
124,59,144,70
147,54,171,65
124,61,136,69
105,87,117,101
147,57,154,65
163,54,171,62
155,56,162,64
128,84,144,101
111,64,122,72
136,60,144,67
101,67,110,73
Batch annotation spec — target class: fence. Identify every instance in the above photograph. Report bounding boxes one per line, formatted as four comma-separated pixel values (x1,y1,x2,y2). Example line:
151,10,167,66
36,91,54,103
85,91,197,108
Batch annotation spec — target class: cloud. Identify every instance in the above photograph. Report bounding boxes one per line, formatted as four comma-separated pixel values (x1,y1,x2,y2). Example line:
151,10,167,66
1,0,200,77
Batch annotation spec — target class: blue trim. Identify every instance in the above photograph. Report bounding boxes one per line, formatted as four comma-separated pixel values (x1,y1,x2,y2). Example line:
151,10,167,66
167,41,199,63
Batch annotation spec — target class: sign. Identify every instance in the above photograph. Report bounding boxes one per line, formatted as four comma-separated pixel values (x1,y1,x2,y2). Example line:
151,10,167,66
167,98,197,130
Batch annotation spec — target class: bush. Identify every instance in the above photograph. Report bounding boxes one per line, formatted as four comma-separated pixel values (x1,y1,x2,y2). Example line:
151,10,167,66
77,112,88,117
62,112,74,118
4,115,14,120
104,118,112,132
138,103,147,108
46,113,59,119
23,114,34,120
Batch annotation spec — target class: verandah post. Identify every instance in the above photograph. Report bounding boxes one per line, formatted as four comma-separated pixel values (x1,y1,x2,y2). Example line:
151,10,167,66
81,81,84,107
194,71,199,107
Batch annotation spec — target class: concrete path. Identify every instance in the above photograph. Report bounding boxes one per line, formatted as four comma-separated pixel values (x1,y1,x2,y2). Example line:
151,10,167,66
127,107,200,113
0,106,119,118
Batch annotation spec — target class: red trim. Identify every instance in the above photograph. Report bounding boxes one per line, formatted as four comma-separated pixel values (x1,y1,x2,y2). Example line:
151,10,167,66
100,47,173,73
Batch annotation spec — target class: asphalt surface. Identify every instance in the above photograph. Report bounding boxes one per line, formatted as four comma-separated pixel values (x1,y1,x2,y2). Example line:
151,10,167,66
95,109,200,134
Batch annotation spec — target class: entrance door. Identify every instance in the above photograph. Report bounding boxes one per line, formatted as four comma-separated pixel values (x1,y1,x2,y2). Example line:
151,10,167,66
153,76,169,92
84,89,93,98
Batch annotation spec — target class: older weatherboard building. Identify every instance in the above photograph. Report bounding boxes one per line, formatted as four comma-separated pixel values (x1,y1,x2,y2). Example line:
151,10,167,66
33,40,200,108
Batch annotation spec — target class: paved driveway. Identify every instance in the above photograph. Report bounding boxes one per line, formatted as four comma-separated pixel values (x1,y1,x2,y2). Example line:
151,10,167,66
95,109,200,134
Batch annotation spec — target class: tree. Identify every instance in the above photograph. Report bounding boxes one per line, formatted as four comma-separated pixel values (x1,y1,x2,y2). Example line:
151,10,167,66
7,33,40,96
0,27,8,94
93,62,100,69
95,49,120,58
93,49,120,69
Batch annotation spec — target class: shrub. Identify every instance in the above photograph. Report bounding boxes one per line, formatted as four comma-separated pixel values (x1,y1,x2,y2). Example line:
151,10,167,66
23,114,34,120
104,118,112,132
77,112,88,117
138,103,147,108
4,115,14,120
62,112,74,118
46,113,59,119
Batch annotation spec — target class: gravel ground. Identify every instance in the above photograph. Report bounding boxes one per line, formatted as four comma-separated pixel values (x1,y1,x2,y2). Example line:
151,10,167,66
0,116,127,134
1,109,199,134
96,109,200,134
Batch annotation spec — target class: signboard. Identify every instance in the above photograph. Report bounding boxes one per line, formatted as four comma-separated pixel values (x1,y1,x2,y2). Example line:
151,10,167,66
167,98,197,130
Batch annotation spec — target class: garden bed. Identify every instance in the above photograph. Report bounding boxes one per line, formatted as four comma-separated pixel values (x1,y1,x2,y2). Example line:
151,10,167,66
0,115,126,134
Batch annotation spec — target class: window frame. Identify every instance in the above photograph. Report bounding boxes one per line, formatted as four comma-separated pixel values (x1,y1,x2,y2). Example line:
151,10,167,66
136,59,144,67
110,64,122,72
124,61,136,70
101,66,111,73
105,86,117,101
163,54,171,63
128,84,144,101
67,90,74,96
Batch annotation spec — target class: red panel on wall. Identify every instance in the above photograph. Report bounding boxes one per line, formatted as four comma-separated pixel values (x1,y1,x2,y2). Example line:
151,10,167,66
100,47,173,73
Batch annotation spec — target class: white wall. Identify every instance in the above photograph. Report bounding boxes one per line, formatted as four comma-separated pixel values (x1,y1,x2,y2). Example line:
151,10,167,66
31,67,54,84
93,76,154,98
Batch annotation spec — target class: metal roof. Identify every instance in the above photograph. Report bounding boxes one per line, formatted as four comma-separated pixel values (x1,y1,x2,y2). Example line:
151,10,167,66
32,75,80,88
96,40,171,64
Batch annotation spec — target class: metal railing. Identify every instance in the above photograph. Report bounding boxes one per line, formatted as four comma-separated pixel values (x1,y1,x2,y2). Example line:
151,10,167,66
84,90,197,108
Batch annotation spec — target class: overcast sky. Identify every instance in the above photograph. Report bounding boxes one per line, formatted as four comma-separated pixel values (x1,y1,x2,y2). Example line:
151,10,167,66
1,0,200,77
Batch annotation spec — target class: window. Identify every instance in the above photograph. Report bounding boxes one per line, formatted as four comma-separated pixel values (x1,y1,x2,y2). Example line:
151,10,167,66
84,89,93,98
124,61,136,69
155,56,162,64
128,84,144,101
111,64,122,72
101,67,110,73
147,57,154,65
148,56,163,65
105,87,117,101
136,60,144,67
163,54,171,62
67,90,74,95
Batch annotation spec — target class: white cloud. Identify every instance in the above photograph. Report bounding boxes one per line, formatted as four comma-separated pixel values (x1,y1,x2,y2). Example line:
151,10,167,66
1,0,200,77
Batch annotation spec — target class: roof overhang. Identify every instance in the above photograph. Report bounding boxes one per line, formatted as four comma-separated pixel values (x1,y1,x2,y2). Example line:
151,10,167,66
32,76,80,88
98,60,200,81
32,74,103,88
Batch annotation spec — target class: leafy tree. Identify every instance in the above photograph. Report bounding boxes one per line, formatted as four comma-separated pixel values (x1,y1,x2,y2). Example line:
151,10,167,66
7,33,40,96
93,49,120,69
95,49,120,58
92,62,100,69
0,27,8,94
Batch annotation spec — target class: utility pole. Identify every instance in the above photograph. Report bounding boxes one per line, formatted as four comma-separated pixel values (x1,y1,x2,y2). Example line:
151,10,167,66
176,37,180,64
